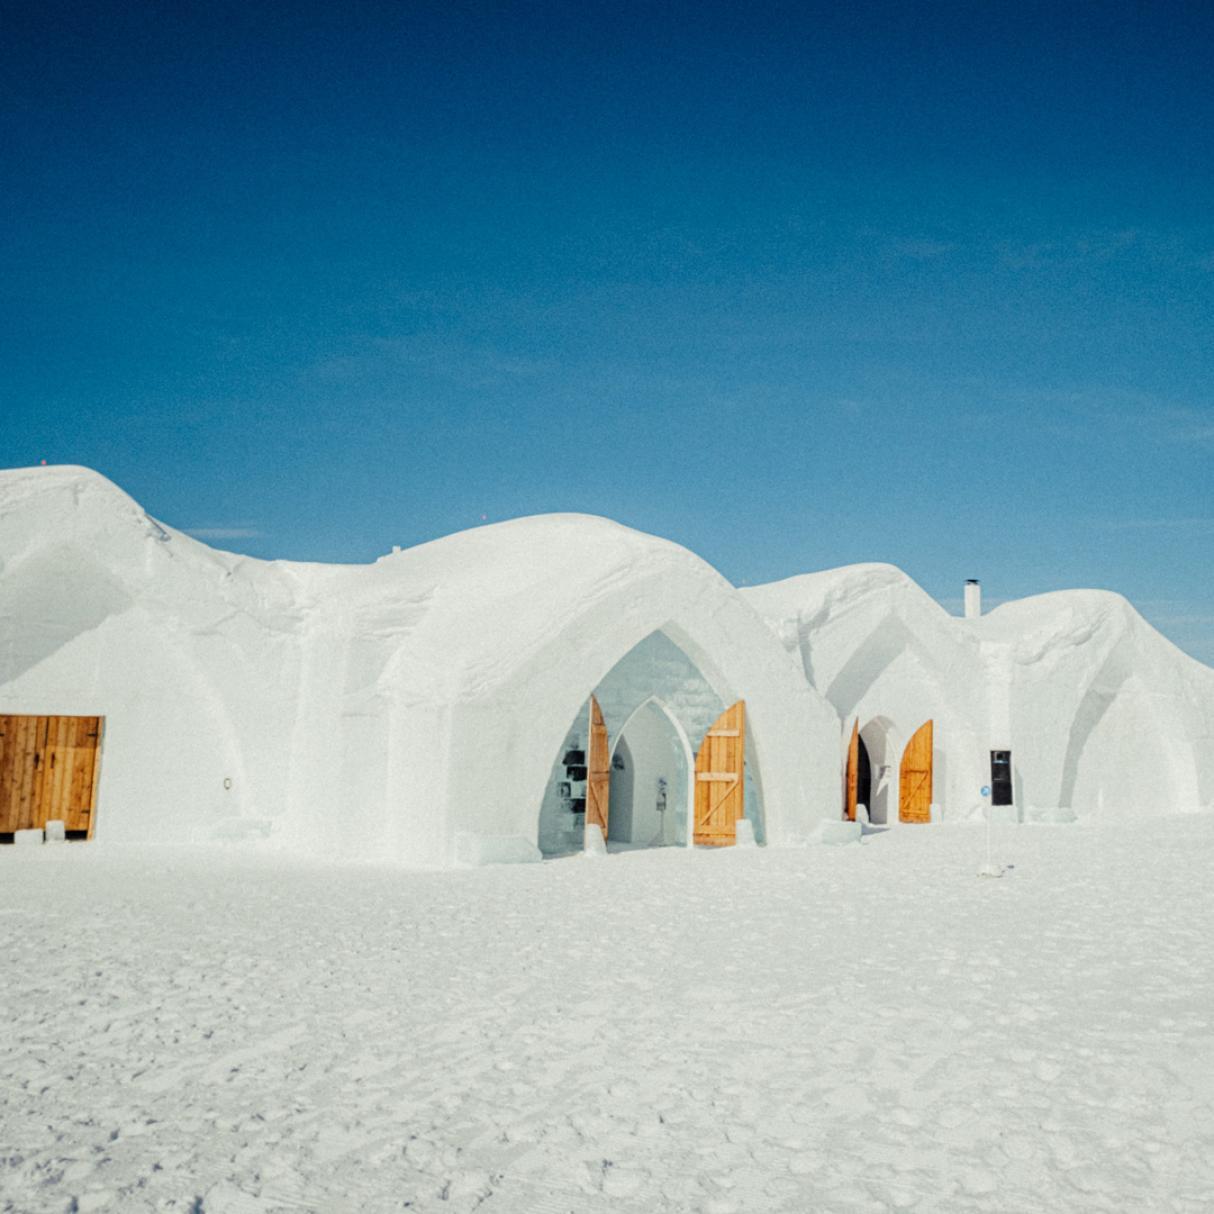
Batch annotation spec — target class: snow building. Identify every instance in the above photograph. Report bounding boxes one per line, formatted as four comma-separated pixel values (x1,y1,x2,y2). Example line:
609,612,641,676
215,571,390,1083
0,466,839,862
745,565,987,825
745,565,1214,822
2,465,1211,858
971,589,1214,818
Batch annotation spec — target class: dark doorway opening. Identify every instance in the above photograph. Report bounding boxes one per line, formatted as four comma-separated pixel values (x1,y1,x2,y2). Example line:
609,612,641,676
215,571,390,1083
857,734,872,818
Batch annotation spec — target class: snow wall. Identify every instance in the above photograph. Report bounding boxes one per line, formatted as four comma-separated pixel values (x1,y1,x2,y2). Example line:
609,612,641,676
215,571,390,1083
745,565,1214,820
0,467,839,864
3,466,1211,861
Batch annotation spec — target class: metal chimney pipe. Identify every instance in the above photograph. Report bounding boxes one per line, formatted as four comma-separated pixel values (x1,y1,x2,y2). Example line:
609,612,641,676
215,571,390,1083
964,579,982,619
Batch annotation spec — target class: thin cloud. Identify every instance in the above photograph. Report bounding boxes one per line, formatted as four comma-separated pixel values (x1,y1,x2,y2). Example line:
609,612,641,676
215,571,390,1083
1136,603,1214,626
1103,518,1214,532
1169,420,1214,444
980,386,1211,447
1149,405,1214,447
996,228,1138,271
185,526,264,540
887,238,955,261
1132,601,1214,665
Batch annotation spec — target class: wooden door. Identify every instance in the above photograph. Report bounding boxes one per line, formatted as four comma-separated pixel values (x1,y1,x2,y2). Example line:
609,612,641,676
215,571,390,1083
46,717,103,835
0,715,47,834
585,696,610,843
694,701,746,846
844,719,859,821
898,719,933,824
0,715,103,837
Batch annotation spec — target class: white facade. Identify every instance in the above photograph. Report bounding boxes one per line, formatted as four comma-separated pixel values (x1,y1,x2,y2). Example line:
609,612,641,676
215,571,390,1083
2,466,1211,863
745,564,1214,820
0,467,839,863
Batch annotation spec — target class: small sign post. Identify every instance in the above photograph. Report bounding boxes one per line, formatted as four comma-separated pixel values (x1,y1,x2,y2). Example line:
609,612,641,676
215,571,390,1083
978,785,1002,877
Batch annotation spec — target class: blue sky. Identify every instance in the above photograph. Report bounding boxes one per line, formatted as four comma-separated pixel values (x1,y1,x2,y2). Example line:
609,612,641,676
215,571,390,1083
3,1,1212,660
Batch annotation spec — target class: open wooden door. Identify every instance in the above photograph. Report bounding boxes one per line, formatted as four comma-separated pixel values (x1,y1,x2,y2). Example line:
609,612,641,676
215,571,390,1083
844,719,859,821
0,715,103,838
694,701,745,846
46,717,103,836
898,719,933,824
585,696,610,844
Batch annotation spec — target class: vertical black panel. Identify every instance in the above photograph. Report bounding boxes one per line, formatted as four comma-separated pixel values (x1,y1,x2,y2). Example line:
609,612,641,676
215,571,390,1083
990,750,1013,806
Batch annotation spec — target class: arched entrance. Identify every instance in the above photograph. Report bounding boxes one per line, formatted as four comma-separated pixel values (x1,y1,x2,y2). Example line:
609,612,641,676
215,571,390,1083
607,698,693,850
1064,680,1191,817
858,716,900,825
535,629,764,857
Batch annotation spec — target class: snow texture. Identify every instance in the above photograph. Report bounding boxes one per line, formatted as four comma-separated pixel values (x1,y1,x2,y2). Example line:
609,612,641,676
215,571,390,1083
3,820,1214,1212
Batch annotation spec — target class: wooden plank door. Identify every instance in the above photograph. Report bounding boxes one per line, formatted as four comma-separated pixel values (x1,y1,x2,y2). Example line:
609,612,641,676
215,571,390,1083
0,715,26,832
35,715,69,829
844,719,859,821
585,696,610,843
694,701,746,846
899,719,933,824
0,715,103,837
0,715,48,833
47,717,103,835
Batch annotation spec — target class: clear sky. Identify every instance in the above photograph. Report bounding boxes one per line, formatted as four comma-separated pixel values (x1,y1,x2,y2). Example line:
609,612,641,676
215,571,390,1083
3,1,1212,660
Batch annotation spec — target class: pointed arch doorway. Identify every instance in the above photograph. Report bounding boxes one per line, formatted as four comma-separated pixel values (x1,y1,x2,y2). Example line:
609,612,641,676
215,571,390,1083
607,697,695,849
846,717,935,825
534,630,760,857
852,716,899,825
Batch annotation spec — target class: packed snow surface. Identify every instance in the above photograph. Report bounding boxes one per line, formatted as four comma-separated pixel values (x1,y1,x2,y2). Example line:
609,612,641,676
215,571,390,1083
4,821,1214,1213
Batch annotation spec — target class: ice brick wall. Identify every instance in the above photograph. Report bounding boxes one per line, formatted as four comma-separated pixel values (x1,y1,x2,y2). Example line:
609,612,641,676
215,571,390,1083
593,630,724,750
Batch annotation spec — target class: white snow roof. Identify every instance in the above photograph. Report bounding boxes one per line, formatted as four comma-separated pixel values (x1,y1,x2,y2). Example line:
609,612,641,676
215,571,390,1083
6,467,1212,694
746,558,1214,682
0,465,740,704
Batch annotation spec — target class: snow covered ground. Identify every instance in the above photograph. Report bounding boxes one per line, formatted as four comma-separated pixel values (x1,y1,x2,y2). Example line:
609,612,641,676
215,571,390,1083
3,818,1213,1213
